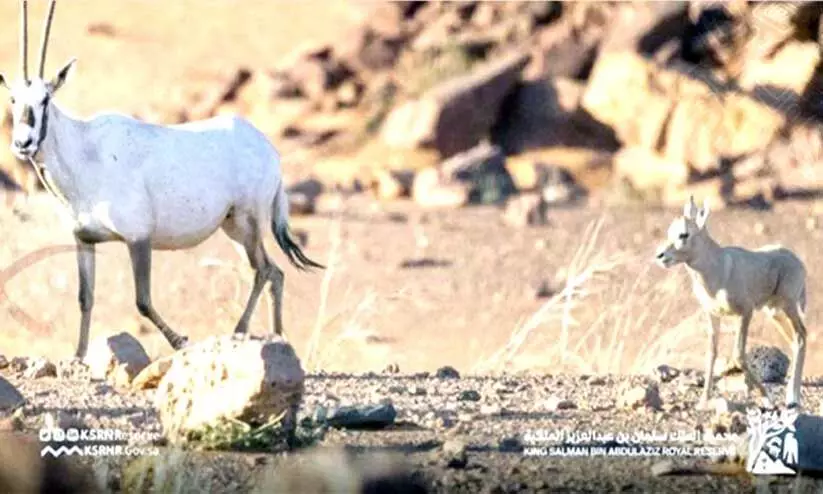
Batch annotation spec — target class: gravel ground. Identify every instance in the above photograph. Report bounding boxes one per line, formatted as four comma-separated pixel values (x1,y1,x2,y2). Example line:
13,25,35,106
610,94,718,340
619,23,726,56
2,363,823,493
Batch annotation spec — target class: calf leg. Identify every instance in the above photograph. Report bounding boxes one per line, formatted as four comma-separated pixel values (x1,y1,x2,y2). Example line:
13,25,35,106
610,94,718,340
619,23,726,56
128,240,188,350
782,305,807,408
74,239,95,360
735,311,773,405
699,314,721,410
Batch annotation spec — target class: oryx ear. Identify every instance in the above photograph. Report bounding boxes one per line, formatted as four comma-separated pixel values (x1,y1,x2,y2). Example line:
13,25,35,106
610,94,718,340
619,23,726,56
696,199,710,229
683,195,698,219
0,73,7,90
49,57,76,92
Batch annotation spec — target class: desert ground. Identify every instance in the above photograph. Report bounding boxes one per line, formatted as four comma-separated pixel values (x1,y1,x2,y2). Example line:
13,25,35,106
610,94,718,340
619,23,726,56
0,1,823,492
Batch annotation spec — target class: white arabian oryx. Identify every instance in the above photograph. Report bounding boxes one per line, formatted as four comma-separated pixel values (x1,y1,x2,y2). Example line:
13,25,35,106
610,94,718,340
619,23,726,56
655,196,808,410
0,0,324,359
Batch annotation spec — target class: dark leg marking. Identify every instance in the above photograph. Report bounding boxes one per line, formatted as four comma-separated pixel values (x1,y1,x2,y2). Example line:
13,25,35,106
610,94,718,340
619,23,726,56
128,239,188,350
74,237,95,359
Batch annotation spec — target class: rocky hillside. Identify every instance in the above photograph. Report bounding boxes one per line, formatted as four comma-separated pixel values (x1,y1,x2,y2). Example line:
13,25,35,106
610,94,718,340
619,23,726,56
2,1,823,220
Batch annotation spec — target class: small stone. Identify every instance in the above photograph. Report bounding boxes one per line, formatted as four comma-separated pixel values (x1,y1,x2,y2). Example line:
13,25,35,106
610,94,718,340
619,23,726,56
0,356,7,370
436,366,461,379
458,390,481,402
545,396,577,411
753,222,767,235
443,438,467,456
651,460,677,476
409,386,427,396
480,404,504,416
24,358,56,379
654,364,680,383
618,384,663,411
589,377,607,386
498,436,523,453
806,217,818,231
10,357,28,373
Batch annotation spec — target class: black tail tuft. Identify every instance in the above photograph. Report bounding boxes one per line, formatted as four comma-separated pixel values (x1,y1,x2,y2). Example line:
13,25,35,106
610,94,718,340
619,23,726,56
274,226,325,271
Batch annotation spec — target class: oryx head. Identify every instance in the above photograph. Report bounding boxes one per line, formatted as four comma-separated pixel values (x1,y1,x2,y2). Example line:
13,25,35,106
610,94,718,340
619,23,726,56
655,195,712,268
0,0,75,160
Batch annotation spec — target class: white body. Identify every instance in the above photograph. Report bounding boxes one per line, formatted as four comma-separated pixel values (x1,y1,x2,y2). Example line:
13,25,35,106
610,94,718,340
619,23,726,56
41,104,287,249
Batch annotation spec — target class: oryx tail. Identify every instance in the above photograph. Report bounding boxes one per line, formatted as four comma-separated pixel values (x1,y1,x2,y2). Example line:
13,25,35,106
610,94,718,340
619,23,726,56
272,180,325,271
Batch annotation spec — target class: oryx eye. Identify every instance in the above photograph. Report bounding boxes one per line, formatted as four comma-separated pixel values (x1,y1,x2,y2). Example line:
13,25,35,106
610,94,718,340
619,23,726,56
678,232,688,240
9,97,14,104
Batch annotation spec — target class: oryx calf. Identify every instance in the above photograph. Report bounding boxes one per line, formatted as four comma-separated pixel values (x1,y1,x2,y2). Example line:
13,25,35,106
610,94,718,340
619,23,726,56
654,196,808,410
0,0,324,359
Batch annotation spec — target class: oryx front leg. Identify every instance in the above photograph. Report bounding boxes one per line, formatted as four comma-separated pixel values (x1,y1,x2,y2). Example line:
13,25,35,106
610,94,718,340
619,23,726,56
128,240,188,350
74,239,95,360
698,313,721,410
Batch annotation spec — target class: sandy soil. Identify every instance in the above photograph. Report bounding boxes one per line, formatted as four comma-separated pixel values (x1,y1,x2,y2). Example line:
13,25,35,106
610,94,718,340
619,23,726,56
2,193,822,381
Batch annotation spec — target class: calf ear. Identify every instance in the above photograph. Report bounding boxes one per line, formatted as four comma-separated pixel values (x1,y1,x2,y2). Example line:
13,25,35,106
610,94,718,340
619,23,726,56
683,195,698,219
696,200,710,229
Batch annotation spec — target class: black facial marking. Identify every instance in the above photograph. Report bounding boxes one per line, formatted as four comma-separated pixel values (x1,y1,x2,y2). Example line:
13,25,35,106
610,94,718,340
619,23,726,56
22,105,35,126
678,232,688,240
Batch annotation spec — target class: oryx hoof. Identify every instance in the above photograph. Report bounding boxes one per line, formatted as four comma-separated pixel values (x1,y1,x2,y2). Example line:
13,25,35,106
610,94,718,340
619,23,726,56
172,336,190,351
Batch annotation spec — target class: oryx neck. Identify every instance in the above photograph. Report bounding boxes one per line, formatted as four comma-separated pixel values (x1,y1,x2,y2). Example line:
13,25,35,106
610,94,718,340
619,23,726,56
37,99,86,206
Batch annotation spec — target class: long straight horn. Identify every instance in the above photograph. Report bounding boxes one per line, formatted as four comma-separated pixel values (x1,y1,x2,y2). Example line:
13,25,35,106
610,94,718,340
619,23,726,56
38,0,57,78
20,0,28,81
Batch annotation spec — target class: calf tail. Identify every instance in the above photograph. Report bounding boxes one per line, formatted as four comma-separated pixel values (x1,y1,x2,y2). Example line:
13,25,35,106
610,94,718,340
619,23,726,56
271,181,325,271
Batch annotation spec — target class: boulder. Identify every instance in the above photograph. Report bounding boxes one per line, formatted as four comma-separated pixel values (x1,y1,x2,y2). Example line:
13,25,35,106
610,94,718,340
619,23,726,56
380,51,531,157
335,24,405,74
525,19,601,81
154,334,305,444
84,332,151,387
582,52,785,174
738,41,821,122
597,2,690,57
493,77,619,154
613,147,690,193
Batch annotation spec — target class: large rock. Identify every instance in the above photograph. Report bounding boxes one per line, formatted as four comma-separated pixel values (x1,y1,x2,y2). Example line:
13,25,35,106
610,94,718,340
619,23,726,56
582,52,785,174
598,2,689,57
84,332,150,387
492,77,620,154
154,334,305,444
380,51,531,157
738,41,821,121
525,16,602,81
613,147,689,193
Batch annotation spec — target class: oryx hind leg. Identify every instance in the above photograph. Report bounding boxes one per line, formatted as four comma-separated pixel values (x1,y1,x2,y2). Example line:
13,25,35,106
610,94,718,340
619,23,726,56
222,214,285,336
127,239,189,350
